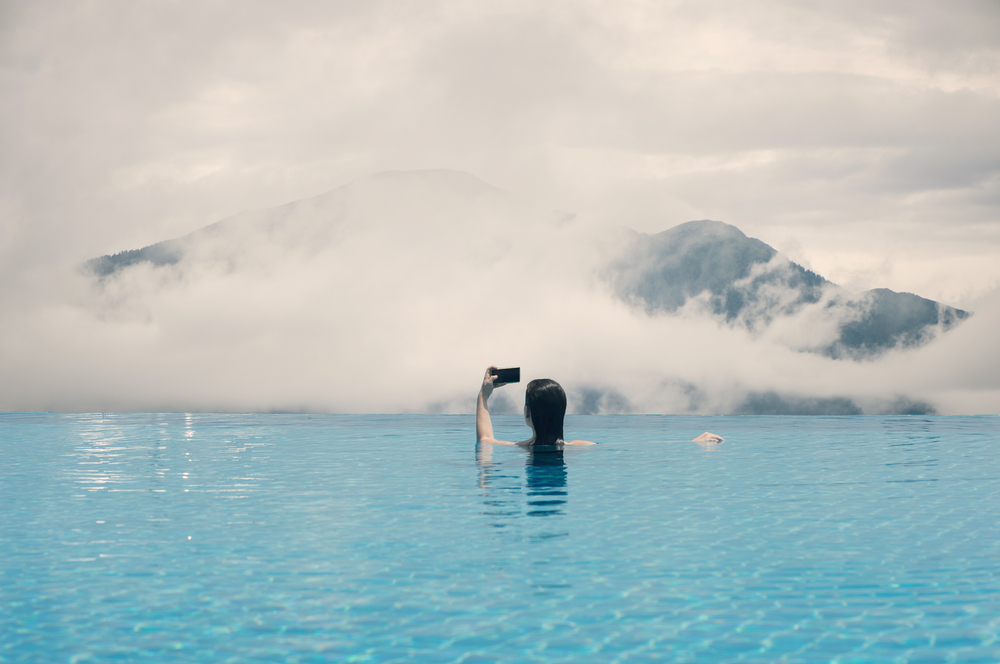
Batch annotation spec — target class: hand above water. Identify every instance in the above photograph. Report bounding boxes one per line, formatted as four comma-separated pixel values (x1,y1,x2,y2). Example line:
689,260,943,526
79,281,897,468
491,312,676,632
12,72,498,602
480,366,507,402
692,432,724,444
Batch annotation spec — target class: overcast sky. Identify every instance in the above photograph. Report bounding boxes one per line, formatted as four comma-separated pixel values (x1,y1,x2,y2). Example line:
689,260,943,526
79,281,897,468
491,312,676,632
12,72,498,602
2,0,999,414
3,0,998,306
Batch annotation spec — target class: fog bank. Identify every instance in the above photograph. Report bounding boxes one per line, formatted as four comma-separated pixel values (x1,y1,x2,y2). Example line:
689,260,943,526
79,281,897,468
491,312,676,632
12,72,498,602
1,170,996,414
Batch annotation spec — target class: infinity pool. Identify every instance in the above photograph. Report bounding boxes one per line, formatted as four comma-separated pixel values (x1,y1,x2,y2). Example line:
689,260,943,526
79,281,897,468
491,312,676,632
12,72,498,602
1,413,998,662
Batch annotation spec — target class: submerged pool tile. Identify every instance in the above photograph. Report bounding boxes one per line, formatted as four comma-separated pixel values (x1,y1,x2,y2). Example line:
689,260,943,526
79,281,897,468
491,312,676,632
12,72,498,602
2,413,1000,663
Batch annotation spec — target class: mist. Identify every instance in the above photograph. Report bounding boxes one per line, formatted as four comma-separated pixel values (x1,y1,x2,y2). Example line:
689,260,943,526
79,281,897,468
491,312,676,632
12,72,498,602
0,170,996,414
2,1,998,413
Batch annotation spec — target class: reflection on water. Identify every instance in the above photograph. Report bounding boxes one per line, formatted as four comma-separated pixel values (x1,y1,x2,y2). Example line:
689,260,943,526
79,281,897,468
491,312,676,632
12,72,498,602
476,443,570,532
525,448,566,517
70,414,133,493
65,413,269,499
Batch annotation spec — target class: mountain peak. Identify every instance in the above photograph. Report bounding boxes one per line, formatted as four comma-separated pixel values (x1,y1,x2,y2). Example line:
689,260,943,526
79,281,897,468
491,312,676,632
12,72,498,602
85,169,524,279
611,219,794,316
609,219,968,359
658,219,751,241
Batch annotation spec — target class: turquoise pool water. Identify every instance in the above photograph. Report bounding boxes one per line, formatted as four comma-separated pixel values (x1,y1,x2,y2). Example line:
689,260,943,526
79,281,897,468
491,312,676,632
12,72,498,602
1,413,998,662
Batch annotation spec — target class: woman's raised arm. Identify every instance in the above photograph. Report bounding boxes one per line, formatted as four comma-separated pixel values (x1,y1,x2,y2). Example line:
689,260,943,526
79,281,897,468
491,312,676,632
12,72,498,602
477,366,514,444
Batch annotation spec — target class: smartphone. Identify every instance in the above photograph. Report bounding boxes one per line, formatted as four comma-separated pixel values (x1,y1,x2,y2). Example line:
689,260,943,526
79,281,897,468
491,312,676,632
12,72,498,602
490,367,520,384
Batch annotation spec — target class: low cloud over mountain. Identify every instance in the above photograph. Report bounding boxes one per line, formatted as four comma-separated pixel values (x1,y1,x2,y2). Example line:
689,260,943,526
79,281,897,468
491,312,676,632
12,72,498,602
2,170,994,415
608,220,969,360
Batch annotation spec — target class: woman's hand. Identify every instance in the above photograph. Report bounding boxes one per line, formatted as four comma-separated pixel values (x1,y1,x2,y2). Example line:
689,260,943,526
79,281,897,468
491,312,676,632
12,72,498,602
481,366,505,401
692,432,724,444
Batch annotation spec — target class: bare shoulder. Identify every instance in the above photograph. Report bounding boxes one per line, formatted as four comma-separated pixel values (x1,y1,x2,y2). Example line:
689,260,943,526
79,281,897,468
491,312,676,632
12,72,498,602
692,432,724,443
565,439,597,446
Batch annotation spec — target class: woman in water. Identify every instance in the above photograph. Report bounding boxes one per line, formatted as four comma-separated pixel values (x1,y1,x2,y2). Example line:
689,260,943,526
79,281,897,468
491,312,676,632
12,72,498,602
476,367,723,446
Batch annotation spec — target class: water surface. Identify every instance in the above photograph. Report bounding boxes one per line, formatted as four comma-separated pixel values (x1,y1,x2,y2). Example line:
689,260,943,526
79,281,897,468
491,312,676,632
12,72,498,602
1,413,998,662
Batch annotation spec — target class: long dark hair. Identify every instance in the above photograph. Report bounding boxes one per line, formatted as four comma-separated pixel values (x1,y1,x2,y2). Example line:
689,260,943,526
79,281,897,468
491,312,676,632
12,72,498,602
525,379,567,446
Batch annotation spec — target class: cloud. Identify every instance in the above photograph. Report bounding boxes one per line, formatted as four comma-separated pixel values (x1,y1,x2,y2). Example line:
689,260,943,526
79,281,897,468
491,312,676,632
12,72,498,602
0,170,996,415
1,2,997,412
